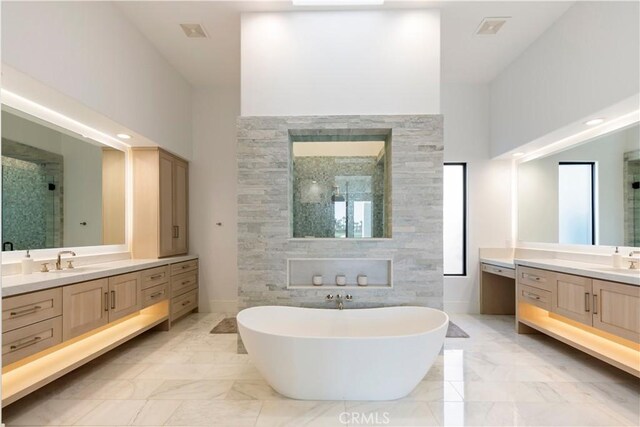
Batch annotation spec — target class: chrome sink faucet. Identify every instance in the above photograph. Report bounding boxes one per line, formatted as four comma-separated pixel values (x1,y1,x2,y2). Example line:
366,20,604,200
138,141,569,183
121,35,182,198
326,293,353,310
55,250,76,270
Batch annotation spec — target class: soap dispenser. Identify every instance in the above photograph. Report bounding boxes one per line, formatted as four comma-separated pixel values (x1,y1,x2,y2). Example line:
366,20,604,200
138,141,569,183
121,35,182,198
613,247,623,269
21,250,34,275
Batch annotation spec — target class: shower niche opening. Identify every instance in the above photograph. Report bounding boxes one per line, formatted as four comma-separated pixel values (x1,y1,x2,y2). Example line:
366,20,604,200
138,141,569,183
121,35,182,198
290,129,391,239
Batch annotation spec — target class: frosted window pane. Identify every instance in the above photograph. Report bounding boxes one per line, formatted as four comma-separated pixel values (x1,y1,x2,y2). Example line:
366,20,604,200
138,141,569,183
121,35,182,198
444,164,465,275
558,164,593,245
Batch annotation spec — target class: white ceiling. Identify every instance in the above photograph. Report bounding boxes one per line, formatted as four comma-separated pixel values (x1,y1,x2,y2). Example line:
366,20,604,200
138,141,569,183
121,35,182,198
117,1,573,88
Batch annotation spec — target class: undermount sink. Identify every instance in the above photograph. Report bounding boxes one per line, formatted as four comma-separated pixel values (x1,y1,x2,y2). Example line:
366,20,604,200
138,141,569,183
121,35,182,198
48,266,98,274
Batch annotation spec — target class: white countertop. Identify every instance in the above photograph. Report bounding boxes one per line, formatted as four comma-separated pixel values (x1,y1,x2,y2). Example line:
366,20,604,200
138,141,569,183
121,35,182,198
2,255,199,297
480,257,516,269
515,258,639,286
482,256,639,286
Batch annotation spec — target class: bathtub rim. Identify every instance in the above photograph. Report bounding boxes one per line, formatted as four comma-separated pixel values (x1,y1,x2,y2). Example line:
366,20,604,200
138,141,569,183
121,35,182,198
237,305,450,341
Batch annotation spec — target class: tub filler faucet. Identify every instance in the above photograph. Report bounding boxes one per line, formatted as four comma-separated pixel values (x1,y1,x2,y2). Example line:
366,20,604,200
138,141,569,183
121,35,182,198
326,293,353,310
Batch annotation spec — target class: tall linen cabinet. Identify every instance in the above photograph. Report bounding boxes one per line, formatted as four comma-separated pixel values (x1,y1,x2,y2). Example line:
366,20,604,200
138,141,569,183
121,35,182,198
132,148,189,258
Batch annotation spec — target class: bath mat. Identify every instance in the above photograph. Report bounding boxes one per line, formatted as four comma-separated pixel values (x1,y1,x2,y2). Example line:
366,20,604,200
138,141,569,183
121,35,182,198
446,321,469,338
211,317,237,334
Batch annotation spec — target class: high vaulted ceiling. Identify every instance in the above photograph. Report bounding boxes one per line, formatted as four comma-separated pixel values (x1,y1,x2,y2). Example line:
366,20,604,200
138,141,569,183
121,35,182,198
117,1,573,88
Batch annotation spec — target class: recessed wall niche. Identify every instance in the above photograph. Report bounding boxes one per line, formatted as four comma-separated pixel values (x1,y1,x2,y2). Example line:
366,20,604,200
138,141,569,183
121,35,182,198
290,129,391,239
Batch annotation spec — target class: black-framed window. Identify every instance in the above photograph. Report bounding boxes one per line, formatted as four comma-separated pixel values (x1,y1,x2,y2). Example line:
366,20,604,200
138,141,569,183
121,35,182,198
443,163,467,276
558,162,596,245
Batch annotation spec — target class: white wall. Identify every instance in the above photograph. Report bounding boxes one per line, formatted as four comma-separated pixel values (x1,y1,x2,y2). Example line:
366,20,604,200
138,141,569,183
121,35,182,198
442,83,512,313
1,1,193,159
191,87,240,313
241,10,440,116
518,124,639,246
490,1,640,157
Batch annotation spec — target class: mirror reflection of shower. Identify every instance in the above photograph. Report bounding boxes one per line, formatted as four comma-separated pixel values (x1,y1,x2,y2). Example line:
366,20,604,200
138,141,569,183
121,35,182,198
332,183,348,238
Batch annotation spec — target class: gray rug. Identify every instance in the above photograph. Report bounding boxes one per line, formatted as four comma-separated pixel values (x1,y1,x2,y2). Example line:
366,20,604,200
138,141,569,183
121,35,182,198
446,321,470,338
211,317,469,338
210,317,237,333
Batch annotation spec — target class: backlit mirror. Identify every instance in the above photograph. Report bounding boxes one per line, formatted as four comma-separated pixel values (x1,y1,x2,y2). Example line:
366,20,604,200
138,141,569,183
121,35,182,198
1,107,126,251
518,123,640,246
291,134,391,239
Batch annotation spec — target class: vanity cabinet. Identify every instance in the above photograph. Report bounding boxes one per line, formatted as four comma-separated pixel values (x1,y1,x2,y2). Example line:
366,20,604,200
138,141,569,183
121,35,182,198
62,279,109,340
516,265,640,377
170,259,199,322
132,148,189,259
62,272,141,341
552,272,593,326
592,279,640,343
108,272,141,322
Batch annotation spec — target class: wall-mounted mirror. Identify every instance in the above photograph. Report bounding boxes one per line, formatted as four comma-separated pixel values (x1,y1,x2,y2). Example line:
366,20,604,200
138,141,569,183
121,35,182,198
518,123,640,247
1,107,126,251
291,133,391,239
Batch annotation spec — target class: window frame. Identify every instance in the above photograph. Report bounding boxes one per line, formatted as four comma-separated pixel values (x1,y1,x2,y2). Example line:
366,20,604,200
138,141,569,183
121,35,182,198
558,161,596,245
443,162,468,277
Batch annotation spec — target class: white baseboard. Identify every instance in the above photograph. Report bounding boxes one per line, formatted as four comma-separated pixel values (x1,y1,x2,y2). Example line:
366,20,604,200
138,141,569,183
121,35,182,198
200,299,238,314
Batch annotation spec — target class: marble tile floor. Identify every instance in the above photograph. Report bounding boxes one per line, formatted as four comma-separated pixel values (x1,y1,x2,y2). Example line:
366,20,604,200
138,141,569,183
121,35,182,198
2,313,639,427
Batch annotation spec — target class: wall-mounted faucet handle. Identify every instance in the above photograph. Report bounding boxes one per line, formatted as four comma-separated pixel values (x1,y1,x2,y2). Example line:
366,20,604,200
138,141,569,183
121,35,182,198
630,261,638,270
40,263,49,273
325,294,334,300
345,294,353,300
67,260,75,269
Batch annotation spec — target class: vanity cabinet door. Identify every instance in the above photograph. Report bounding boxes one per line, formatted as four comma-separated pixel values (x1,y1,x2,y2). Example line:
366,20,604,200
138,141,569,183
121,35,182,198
173,158,188,256
592,280,640,343
551,273,593,326
159,152,176,257
108,272,141,322
62,279,109,341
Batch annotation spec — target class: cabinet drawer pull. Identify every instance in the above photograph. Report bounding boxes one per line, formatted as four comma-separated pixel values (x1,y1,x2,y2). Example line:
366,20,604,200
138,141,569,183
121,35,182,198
181,300,191,306
173,226,179,238
150,291,164,299
585,293,590,312
181,280,191,286
10,336,42,351
524,291,540,300
149,274,164,280
104,292,109,312
181,264,190,270
111,291,116,310
593,294,598,315
10,305,42,317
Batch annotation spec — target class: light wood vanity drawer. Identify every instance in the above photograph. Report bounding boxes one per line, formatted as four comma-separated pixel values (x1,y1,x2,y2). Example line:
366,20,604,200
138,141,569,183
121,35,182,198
518,284,551,310
142,283,169,308
171,259,198,276
141,266,169,290
171,271,198,298
2,288,63,333
171,289,197,320
2,316,62,366
518,266,555,292
482,263,515,279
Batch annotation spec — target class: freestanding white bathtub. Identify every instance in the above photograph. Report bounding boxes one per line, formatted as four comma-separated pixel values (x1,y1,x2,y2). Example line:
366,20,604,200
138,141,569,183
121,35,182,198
237,305,449,400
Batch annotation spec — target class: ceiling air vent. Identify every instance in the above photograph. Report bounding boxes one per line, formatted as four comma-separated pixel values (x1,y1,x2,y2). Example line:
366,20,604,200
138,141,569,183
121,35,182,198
476,17,510,35
180,24,208,39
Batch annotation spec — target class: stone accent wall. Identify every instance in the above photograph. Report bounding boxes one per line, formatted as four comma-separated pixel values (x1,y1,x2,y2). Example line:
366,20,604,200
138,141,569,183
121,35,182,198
237,115,443,314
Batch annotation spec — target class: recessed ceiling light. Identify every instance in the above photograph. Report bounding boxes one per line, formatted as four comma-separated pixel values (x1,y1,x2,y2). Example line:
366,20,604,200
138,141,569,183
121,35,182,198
180,24,208,38
584,118,605,126
116,133,131,140
292,0,384,5
476,17,510,35
512,152,525,158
